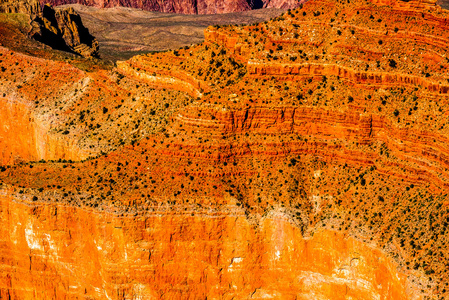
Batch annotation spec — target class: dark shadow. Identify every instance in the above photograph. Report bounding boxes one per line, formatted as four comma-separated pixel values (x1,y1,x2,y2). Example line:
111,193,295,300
69,13,96,46
250,0,265,10
31,17,74,54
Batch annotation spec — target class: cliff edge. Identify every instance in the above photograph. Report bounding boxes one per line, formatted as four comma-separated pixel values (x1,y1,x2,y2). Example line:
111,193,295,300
1,0,449,298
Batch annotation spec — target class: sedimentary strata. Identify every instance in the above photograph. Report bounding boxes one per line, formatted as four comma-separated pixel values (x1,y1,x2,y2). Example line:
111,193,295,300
1,0,449,298
39,0,304,14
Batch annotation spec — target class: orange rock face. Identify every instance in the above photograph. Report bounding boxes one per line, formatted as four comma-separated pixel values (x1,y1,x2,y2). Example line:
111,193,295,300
1,0,449,298
0,193,412,299
0,96,91,165
0,98,39,165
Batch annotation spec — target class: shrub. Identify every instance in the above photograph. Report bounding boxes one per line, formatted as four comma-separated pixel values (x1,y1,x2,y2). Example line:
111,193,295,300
388,59,397,68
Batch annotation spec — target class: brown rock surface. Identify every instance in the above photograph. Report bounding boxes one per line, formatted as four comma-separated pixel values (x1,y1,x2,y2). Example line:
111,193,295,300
438,0,449,8
262,0,302,9
65,4,286,61
0,0,40,15
1,0,449,298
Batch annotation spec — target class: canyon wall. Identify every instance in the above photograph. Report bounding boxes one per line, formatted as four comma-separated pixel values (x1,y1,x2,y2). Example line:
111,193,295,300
0,0,40,15
1,0,449,298
0,97,90,165
37,0,302,14
0,191,413,299
0,98,39,165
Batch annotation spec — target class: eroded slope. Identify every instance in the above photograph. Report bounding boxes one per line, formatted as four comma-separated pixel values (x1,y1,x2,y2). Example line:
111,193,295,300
1,0,449,298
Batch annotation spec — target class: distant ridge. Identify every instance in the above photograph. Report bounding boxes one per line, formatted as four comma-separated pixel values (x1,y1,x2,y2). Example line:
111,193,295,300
39,0,305,14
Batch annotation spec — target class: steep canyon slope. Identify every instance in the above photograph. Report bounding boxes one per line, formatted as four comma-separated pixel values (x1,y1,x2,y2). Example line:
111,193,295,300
1,0,449,298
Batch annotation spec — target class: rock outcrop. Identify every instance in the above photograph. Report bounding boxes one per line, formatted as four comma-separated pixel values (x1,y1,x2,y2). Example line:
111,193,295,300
0,0,40,15
30,4,99,57
0,0,99,57
1,0,449,298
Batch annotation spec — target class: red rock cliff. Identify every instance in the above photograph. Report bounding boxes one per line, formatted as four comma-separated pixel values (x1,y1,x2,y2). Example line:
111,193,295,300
38,0,303,14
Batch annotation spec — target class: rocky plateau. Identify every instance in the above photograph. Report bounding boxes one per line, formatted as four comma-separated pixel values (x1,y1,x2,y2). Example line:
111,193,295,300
0,0,449,299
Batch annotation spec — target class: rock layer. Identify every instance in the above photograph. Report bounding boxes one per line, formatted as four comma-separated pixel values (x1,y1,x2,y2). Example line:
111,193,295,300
1,0,449,298
0,96,91,165
0,192,412,299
